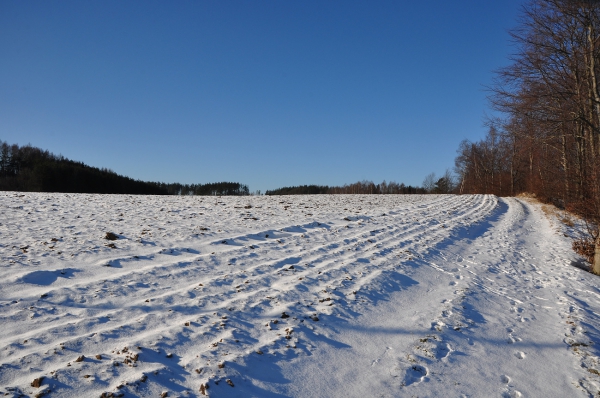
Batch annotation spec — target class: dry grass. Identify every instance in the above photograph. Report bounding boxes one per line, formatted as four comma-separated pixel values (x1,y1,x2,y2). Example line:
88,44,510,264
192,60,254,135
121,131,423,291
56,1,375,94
561,216,575,227
516,192,538,200
518,193,577,228
541,204,577,228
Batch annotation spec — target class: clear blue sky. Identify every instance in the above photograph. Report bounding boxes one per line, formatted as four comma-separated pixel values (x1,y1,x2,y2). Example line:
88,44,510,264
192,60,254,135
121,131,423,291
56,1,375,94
1,0,525,192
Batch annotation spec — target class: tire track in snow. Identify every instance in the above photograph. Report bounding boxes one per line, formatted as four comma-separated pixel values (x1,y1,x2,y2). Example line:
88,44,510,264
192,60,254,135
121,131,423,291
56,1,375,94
0,193,497,397
1,195,493,333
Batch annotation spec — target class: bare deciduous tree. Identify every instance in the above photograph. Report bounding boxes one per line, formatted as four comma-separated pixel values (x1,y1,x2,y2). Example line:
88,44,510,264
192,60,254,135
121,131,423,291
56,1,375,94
422,173,436,193
456,0,600,273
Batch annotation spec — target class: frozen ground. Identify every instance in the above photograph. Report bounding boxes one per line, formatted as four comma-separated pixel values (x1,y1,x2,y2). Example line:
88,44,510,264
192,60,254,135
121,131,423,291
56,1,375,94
1,193,599,397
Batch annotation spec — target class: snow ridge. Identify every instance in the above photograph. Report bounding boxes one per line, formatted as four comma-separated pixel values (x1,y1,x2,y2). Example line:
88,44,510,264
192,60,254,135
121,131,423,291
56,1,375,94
0,193,598,397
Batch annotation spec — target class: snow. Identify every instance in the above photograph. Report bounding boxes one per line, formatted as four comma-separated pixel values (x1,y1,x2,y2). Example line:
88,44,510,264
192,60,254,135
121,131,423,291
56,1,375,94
1,193,599,397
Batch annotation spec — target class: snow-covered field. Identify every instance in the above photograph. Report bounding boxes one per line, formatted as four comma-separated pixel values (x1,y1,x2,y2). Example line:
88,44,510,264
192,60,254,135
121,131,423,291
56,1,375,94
1,193,600,397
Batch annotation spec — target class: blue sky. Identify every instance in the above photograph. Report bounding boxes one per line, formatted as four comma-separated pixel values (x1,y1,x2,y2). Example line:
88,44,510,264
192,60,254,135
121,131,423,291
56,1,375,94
1,1,525,192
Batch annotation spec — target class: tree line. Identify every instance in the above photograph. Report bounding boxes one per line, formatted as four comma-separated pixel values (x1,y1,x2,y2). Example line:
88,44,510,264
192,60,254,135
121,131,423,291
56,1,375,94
0,140,249,196
421,170,456,194
158,182,249,196
266,180,425,195
452,0,600,273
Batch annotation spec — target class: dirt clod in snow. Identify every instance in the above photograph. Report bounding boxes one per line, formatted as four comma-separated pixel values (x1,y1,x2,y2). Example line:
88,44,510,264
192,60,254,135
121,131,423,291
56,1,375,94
104,232,118,241
31,376,44,387
199,383,208,395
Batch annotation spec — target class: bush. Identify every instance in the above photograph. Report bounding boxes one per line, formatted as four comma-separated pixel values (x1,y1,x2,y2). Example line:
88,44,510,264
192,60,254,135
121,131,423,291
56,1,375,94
573,238,595,266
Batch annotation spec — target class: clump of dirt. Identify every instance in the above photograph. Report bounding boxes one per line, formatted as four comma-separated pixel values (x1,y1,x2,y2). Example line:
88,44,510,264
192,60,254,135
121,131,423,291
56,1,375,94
199,383,208,395
31,376,44,388
105,232,118,241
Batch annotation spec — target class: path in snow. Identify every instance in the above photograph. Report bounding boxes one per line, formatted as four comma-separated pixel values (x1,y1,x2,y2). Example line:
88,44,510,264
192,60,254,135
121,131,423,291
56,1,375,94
269,197,600,398
0,193,598,397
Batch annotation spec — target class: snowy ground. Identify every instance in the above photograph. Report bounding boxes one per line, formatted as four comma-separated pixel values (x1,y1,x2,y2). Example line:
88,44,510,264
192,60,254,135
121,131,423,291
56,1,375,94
1,193,599,398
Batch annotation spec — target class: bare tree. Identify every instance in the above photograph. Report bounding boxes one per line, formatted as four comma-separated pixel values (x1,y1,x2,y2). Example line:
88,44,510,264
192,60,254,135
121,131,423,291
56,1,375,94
422,173,436,193
457,0,600,273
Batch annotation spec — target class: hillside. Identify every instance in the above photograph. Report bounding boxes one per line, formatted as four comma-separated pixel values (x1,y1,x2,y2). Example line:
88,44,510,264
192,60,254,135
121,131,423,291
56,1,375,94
0,141,248,195
0,193,598,397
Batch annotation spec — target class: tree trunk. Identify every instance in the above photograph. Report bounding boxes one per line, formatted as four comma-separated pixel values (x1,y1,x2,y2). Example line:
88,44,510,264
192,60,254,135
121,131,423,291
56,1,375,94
593,232,600,275
587,24,600,157
561,132,569,203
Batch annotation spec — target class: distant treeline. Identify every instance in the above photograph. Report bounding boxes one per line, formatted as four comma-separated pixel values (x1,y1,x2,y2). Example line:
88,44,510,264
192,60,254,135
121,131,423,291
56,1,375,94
157,182,249,196
0,140,249,195
266,181,425,195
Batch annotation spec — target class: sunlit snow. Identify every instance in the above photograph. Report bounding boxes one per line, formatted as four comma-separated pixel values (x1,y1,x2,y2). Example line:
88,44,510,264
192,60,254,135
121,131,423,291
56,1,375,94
0,193,598,397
